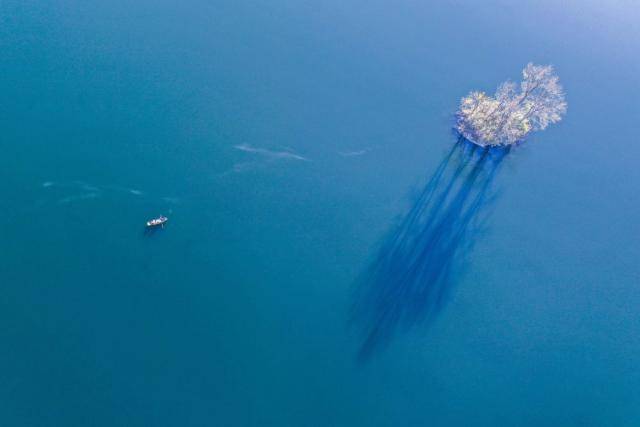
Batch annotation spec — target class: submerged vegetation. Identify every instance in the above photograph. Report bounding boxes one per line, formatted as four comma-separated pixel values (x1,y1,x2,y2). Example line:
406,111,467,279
353,64,566,360
457,63,566,146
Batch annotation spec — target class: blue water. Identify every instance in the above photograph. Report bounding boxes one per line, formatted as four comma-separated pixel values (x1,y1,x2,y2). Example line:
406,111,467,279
2,1,639,425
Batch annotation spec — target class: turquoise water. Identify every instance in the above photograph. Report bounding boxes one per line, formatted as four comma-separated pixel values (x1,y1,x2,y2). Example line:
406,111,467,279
2,1,640,425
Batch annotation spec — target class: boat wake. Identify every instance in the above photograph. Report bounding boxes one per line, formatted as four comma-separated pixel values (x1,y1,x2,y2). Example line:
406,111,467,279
41,180,175,207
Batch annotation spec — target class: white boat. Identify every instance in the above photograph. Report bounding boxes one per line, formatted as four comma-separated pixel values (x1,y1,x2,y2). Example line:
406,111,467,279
146,216,168,228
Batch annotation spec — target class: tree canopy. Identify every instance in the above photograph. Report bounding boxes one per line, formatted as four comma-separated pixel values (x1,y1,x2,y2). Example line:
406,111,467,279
456,63,567,146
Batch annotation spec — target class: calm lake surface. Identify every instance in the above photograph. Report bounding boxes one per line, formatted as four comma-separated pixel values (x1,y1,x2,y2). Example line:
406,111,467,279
1,1,639,425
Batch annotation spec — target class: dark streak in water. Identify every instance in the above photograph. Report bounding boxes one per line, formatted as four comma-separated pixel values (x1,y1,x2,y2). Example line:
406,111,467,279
352,137,509,362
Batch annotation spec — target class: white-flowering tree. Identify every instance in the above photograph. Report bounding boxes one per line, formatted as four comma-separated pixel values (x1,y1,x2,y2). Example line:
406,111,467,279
353,64,569,360
456,63,567,146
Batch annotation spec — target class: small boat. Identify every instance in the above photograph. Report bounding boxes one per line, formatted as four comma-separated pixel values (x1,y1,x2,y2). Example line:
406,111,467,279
146,215,168,228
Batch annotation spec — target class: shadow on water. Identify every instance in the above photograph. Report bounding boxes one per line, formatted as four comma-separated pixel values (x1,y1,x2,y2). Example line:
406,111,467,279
142,225,166,237
351,137,509,362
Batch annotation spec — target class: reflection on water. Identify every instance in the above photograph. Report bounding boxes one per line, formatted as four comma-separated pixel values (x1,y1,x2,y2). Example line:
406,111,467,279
352,138,509,361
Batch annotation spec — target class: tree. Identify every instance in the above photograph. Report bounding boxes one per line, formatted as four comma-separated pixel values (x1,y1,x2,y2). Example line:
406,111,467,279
456,63,567,146
352,64,568,360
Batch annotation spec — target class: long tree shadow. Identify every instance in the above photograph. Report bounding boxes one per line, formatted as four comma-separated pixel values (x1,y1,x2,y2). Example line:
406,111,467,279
351,137,509,362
